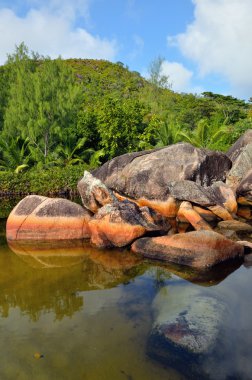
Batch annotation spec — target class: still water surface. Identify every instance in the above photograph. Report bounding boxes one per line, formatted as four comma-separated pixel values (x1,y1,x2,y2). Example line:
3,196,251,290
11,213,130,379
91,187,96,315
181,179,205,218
0,219,252,380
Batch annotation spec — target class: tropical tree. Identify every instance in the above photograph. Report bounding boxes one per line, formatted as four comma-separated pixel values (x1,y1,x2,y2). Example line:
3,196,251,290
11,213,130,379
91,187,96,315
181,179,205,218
96,95,148,158
0,136,31,173
148,56,171,89
177,118,230,150
3,44,82,165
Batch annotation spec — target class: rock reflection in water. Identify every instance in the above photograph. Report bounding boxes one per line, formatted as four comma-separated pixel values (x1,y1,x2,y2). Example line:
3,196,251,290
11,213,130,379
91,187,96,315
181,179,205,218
8,239,89,268
1,236,251,379
145,258,242,287
4,240,143,321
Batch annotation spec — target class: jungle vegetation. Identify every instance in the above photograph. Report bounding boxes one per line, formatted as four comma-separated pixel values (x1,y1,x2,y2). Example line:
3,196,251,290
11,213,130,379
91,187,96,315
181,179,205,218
0,43,251,195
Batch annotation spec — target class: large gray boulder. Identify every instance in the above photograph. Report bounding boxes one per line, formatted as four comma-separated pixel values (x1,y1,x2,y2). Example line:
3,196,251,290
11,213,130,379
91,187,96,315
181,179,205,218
168,180,237,214
226,130,252,190
236,169,252,204
226,143,252,190
147,284,226,379
92,143,232,201
226,129,252,163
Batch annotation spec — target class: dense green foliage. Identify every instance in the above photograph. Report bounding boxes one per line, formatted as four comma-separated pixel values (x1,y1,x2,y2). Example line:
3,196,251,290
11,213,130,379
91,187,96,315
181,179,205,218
0,44,251,195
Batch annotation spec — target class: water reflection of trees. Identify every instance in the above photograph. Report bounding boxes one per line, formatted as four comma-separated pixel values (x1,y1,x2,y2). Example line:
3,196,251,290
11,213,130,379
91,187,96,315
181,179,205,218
0,240,144,321
0,238,241,322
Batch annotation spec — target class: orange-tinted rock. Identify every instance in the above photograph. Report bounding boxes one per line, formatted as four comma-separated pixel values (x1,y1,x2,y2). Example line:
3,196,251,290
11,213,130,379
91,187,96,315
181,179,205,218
177,201,212,231
78,171,116,213
6,195,47,240
90,218,146,248
89,201,170,248
177,222,190,234
211,181,237,214
6,195,91,241
137,197,178,218
114,192,178,218
237,196,252,206
208,204,233,220
192,206,217,223
237,206,252,220
131,230,244,269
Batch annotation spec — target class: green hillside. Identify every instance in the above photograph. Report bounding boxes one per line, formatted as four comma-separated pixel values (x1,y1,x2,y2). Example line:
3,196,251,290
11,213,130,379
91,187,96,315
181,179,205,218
0,43,251,197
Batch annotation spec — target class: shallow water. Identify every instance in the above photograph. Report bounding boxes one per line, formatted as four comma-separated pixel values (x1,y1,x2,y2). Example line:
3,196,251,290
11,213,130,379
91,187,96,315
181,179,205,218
0,219,252,380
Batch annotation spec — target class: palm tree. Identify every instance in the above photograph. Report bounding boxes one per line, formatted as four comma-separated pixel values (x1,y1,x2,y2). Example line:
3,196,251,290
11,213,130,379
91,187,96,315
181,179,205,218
0,136,31,173
177,118,229,150
155,119,182,147
54,137,105,168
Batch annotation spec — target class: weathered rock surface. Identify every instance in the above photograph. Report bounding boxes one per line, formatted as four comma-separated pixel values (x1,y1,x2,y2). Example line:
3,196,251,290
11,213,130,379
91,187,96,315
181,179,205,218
6,195,91,241
217,220,252,233
168,180,237,217
210,181,237,214
131,230,244,269
92,143,232,202
77,171,116,213
236,169,252,204
5,131,252,260
147,285,226,378
114,192,179,218
89,200,170,248
227,143,252,190
237,205,252,220
226,129,252,163
168,180,215,207
226,129,252,192
192,206,217,223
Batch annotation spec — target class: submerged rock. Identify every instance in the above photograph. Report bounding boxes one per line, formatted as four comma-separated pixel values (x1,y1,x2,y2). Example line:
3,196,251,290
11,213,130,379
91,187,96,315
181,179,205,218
244,253,252,266
131,230,244,269
89,200,170,248
147,285,226,378
6,195,91,241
